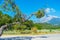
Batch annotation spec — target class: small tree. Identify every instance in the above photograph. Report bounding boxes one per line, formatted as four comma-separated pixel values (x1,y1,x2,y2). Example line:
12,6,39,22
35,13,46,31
0,0,45,36
0,0,45,28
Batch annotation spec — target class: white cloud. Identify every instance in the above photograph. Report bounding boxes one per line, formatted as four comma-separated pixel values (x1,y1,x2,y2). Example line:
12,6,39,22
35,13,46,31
45,8,56,13
51,8,56,12
45,8,51,13
39,15,60,23
35,8,58,23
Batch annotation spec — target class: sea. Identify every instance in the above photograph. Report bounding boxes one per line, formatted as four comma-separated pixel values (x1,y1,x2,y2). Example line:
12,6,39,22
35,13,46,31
0,34,60,40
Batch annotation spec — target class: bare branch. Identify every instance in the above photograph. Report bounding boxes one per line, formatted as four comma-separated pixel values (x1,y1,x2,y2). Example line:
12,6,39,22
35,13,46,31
0,21,20,36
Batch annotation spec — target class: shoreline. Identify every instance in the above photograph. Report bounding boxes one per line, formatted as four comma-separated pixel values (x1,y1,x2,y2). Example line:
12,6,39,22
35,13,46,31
1,33,60,38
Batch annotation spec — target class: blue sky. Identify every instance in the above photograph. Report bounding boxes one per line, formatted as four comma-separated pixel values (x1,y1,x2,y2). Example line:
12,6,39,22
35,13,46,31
15,0,60,16
0,0,60,22
15,0,60,22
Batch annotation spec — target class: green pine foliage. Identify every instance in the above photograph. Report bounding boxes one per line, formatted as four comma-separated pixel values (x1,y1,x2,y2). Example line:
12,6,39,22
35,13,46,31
0,0,60,31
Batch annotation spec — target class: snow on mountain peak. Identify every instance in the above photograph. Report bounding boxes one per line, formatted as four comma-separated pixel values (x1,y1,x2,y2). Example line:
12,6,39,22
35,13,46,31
39,15,60,23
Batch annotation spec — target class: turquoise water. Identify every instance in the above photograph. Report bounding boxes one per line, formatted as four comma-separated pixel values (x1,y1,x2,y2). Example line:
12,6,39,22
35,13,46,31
0,34,60,40
0,37,32,40
0,36,47,40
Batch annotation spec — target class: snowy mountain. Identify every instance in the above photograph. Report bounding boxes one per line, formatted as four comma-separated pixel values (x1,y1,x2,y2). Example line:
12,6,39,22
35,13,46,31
48,18,60,25
40,15,60,25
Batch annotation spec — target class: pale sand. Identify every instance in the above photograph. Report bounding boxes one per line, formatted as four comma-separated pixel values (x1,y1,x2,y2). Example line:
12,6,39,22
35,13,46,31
1,33,60,38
